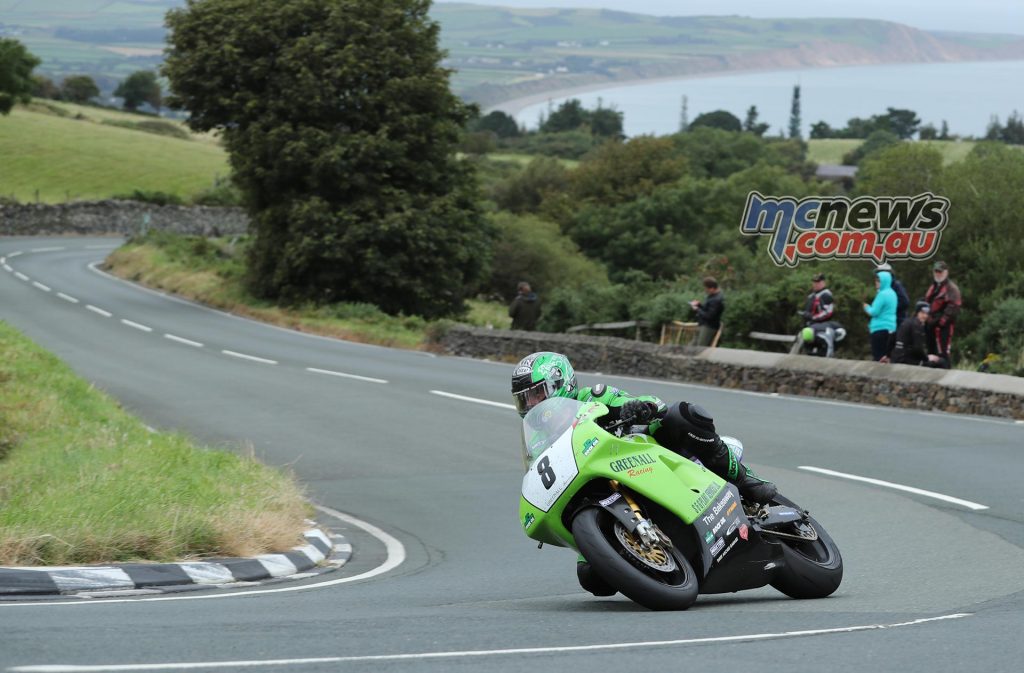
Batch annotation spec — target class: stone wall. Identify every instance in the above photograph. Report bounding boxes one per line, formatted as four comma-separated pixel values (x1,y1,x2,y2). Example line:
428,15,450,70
0,201,249,237
439,326,1024,420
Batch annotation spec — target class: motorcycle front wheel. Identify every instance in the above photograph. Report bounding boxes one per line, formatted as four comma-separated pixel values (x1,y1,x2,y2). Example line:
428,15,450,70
572,507,699,611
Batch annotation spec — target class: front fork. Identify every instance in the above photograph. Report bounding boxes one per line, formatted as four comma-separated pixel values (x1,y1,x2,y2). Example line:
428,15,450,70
608,480,673,550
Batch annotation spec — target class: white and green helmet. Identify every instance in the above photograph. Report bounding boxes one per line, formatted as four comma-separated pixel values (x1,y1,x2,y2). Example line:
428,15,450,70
511,351,578,417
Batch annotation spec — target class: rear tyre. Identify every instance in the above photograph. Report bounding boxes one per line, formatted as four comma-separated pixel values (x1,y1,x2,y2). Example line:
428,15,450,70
572,507,698,611
767,495,843,599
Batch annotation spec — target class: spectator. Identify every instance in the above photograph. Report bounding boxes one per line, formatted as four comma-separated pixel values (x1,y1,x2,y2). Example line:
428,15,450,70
509,281,541,331
924,260,961,369
876,263,911,326
801,273,835,324
689,277,724,347
891,301,946,367
863,270,897,361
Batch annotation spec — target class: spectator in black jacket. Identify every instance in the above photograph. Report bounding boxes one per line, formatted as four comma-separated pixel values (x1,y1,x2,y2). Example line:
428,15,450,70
509,281,541,331
690,276,724,347
891,301,945,367
801,273,835,324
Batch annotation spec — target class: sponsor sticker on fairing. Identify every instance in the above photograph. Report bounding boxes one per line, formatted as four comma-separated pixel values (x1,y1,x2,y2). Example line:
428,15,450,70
710,538,725,555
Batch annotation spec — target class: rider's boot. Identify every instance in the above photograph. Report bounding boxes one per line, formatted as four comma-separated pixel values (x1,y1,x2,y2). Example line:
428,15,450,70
576,554,616,596
700,436,778,504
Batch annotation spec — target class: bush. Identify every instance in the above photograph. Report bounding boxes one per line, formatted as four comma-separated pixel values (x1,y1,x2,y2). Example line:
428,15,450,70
491,157,569,214
484,212,608,301
842,129,901,166
192,176,243,206
722,269,873,355
964,298,1024,375
112,189,184,206
101,119,191,140
500,130,600,159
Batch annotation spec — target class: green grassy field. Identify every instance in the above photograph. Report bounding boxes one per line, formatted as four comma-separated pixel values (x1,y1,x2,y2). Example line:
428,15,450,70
0,102,228,203
0,320,309,565
806,138,982,165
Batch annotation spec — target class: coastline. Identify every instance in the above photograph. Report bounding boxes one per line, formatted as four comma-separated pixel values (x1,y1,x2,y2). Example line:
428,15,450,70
485,57,1024,118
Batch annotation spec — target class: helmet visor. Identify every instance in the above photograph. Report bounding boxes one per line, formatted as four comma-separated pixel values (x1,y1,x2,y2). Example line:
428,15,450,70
513,379,553,417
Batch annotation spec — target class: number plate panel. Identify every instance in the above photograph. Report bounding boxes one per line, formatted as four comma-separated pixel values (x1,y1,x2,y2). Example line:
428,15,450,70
521,430,579,512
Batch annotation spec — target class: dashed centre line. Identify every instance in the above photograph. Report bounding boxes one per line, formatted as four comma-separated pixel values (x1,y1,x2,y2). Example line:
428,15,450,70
86,305,112,318
32,281,51,292
306,367,388,384
57,293,79,304
429,390,516,410
164,334,203,348
30,246,65,253
120,319,153,333
14,272,29,281
222,350,278,365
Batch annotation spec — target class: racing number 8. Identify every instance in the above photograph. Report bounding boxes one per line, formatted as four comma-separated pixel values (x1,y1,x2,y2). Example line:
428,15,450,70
537,456,556,489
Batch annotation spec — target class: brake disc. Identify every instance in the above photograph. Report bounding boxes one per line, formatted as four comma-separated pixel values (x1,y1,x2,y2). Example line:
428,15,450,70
613,522,678,572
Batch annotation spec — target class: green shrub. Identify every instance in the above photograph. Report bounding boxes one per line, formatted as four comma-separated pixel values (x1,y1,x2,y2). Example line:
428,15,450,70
484,212,609,301
964,298,1024,375
113,189,184,206
101,119,192,140
192,176,243,206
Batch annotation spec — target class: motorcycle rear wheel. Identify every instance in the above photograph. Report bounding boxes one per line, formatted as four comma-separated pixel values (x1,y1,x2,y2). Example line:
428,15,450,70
767,495,843,599
572,507,698,611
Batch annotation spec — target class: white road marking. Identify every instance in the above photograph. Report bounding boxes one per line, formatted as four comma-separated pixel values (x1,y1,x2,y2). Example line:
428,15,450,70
14,272,29,281
2,264,10,272
7,251,22,257
120,319,153,333
306,367,387,384
57,293,79,304
86,305,112,318
429,390,516,410
32,282,51,292
0,505,406,607
84,245,117,250
221,350,277,365
6,613,972,671
89,262,387,352
30,246,65,253
799,466,989,510
164,334,203,348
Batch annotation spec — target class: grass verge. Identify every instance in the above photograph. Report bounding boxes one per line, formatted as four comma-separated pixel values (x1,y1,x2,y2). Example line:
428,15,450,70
103,232,511,350
0,321,310,565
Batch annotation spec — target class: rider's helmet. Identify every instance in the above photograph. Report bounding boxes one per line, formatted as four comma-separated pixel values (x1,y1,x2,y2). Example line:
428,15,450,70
801,326,815,343
511,352,578,418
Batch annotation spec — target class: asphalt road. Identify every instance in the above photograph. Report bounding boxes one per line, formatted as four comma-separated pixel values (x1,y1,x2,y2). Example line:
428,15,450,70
1,237,1022,673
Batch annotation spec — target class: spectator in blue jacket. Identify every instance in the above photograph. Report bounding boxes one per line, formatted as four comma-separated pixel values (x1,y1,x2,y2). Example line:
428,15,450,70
863,270,897,361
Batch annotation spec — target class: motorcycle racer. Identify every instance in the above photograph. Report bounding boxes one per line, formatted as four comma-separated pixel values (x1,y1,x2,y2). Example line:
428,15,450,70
512,351,778,594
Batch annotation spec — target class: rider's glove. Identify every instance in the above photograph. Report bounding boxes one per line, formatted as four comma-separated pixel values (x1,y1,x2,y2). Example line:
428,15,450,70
621,400,655,423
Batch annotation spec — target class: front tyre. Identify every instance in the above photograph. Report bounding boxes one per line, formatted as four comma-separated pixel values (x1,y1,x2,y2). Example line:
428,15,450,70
571,507,698,611
768,495,843,599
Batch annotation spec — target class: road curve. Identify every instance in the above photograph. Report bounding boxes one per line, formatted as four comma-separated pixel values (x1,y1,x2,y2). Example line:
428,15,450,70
1,237,1022,673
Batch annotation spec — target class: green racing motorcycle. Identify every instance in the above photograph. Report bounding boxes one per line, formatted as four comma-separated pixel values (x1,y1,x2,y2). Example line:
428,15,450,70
519,397,843,610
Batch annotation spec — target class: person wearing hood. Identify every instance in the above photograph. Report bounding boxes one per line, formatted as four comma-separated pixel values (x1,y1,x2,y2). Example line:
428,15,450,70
509,281,541,331
863,270,897,361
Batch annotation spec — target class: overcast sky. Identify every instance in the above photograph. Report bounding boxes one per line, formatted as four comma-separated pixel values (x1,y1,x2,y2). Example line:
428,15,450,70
436,1,1023,35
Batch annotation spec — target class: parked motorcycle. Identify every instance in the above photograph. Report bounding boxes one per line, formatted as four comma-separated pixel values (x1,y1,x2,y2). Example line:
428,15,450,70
519,397,843,610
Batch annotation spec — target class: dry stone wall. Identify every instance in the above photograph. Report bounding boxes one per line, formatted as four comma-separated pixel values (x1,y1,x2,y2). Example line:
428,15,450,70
439,326,1024,420
0,201,249,237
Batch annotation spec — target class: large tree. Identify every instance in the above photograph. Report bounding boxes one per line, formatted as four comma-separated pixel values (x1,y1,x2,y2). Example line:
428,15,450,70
114,70,161,112
0,38,40,115
164,0,490,318
60,75,100,104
